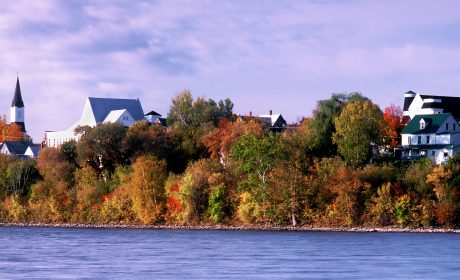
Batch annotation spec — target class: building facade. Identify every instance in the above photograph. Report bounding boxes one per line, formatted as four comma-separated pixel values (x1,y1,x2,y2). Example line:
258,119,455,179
397,113,460,164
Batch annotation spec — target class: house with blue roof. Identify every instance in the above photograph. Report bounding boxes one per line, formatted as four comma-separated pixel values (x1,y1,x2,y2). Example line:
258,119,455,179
45,97,161,147
397,113,460,164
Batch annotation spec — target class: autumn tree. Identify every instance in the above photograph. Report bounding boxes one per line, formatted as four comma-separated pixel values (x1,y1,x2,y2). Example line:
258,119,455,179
202,118,263,166
29,147,75,222
124,120,169,161
383,104,406,148
427,165,459,226
0,116,26,142
231,132,282,221
129,155,168,224
333,99,384,167
166,90,235,172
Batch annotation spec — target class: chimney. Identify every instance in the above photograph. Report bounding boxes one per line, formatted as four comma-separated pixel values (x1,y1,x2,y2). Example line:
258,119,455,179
269,109,272,115
249,111,252,117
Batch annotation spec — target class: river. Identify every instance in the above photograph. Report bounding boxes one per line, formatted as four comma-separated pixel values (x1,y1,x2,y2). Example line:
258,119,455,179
0,226,459,279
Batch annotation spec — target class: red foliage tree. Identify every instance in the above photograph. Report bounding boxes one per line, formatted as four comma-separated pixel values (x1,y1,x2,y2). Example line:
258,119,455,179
383,104,406,148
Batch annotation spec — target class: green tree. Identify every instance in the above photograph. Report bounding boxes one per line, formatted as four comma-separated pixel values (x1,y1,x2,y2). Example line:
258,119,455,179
76,123,128,174
333,99,384,167
306,92,369,157
231,132,282,220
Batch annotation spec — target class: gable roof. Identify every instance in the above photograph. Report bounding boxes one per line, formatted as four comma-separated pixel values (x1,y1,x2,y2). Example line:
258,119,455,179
1,141,33,155
145,110,161,116
88,97,144,123
11,77,24,108
401,113,451,134
103,109,130,123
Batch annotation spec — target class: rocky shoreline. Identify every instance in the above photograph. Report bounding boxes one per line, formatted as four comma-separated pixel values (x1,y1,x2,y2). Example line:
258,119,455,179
1,222,459,233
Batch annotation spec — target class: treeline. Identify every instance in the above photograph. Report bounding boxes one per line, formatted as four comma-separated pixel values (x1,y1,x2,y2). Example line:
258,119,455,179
1,90,459,228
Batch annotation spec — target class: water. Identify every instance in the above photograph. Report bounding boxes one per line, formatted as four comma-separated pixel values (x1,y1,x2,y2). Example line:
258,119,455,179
0,227,459,279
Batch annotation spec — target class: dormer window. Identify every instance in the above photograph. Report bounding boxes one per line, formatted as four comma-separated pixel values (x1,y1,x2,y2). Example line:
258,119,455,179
420,119,425,130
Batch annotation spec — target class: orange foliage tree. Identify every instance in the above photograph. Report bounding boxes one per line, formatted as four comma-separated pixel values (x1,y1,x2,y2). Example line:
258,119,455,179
202,118,263,166
0,116,25,142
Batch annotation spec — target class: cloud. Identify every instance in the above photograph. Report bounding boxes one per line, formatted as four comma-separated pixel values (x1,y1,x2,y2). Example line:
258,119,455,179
1,0,460,140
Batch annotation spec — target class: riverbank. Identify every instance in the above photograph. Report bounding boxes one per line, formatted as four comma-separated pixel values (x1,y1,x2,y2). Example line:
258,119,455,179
1,222,459,233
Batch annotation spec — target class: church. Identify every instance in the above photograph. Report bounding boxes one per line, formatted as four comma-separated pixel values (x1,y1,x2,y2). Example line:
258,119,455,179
0,77,41,158
45,97,165,148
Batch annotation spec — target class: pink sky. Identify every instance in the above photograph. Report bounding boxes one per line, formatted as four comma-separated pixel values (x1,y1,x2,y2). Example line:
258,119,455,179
1,0,460,141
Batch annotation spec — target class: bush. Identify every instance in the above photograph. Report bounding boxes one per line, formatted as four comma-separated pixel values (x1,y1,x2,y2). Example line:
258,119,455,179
237,192,260,223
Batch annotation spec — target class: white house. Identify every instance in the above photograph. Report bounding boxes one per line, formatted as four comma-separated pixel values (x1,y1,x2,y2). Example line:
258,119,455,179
45,97,146,147
398,113,460,164
403,91,460,120
242,110,287,132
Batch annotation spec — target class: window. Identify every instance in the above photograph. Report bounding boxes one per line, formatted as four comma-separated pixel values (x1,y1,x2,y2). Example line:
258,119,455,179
408,136,411,144
420,121,425,129
431,150,435,156
417,136,421,144
426,136,430,144
446,123,449,131
454,124,457,131
444,152,449,158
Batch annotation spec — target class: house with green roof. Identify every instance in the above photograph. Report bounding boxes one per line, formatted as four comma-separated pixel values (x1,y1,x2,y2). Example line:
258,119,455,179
397,113,460,164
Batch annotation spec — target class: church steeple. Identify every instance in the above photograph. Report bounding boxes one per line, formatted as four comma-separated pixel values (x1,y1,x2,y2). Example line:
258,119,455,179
10,77,26,132
12,77,24,108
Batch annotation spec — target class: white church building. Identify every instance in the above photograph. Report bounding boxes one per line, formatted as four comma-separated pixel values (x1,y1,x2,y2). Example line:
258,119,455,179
45,97,161,148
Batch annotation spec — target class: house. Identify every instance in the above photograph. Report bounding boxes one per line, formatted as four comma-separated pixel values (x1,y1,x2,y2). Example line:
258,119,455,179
145,110,167,126
403,91,460,120
45,97,151,147
396,113,460,164
241,110,287,132
0,141,40,159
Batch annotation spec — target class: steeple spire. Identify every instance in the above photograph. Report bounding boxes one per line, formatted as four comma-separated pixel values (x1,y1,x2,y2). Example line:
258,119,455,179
10,76,26,132
11,77,24,108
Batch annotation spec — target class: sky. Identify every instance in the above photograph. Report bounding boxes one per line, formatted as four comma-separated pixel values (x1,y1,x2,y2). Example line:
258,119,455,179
1,0,460,141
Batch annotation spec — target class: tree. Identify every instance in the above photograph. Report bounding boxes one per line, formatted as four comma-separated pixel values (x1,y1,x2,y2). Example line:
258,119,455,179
202,118,263,166
167,90,234,127
166,90,235,173
124,120,169,161
0,116,26,142
76,123,128,174
167,90,194,126
383,104,406,148
333,99,384,167
306,93,369,157
129,155,168,224
0,155,38,200
231,132,282,220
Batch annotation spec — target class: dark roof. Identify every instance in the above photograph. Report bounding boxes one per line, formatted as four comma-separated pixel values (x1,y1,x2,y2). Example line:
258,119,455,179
11,77,24,107
419,94,460,119
2,141,33,155
403,91,416,111
88,97,145,123
401,113,451,134
156,118,167,126
145,110,161,116
421,102,444,109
